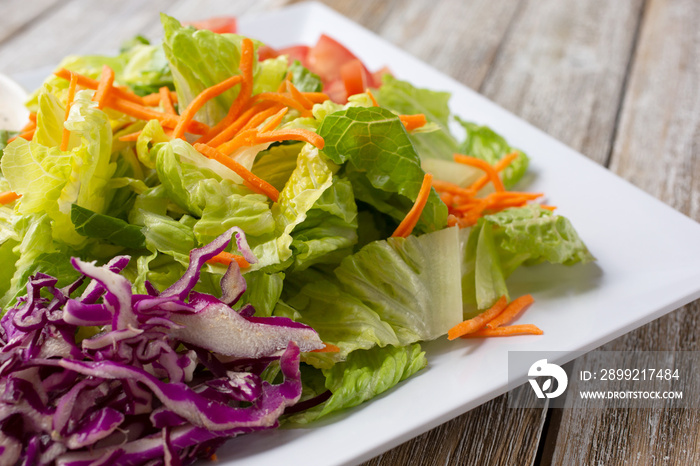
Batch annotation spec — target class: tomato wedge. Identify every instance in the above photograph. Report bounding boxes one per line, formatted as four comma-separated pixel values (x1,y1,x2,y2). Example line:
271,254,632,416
341,59,371,98
307,34,367,84
185,17,237,34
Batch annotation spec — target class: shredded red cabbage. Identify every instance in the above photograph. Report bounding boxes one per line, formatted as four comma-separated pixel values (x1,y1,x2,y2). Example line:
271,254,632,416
0,228,321,465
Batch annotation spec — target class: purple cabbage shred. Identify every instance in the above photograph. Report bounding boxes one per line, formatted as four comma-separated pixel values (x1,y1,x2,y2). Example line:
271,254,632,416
0,228,320,465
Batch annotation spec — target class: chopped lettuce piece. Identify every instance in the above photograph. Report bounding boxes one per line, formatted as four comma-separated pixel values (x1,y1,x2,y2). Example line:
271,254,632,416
71,204,145,249
318,106,447,233
456,118,529,188
287,343,426,424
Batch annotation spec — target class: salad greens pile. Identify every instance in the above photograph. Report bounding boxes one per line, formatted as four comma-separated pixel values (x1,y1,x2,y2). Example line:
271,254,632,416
0,13,593,463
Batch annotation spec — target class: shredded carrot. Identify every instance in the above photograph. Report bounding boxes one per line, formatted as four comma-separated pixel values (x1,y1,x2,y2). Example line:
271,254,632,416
286,80,314,109
207,101,277,147
197,38,255,143
461,324,543,338
399,114,427,132
143,90,178,106
20,118,36,133
194,143,280,202
59,72,79,151
105,97,209,134
259,107,289,132
54,68,144,105
218,127,324,155
250,93,313,117
310,343,341,353
454,154,505,192
92,65,115,109
159,86,177,115
485,294,535,329
301,92,330,103
7,129,35,144
28,112,37,123
447,214,459,227
209,453,218,463
172,75,244,139
431,179,476,198
118,131,144,142
468,151,519,193
392,173,433,238
0,191,21,205
540,204,557,211
205,251,250,269
241,105,285,132
366,88,379,107
447,296,508,340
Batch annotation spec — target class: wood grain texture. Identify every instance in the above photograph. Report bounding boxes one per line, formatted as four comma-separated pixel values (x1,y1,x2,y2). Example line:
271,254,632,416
292,0,525,90
0,0,63,46
363,385,547,466
547,0,700,464
479,0,645,164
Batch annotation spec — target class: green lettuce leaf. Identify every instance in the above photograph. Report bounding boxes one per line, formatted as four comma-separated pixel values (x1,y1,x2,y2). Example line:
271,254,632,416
161,13,260,126
462,205,594,316
280,226,463,366
289,60,322,93
289,175,358,271
375,75,459,161
318,106,447,233
71,204,145,249
456,118,529,188
287,343,426,424
251,143,303,192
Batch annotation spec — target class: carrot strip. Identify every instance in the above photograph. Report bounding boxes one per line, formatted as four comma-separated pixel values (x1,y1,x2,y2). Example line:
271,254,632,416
286,80,314,109
399,114,427,132
60,72,79,151
301,92,330,103
310,343,341,353
194,143,280,202
205,251,250,269
486,295,535,329
106,97,209,134
260,107,289,132
7,129,35,144
0,191,21,205
468,151,519,193
392,173,433,238
447,296,508,340
251,93,313,117
159,86,178,115
540,205,557,211
207,102,277,147
20,119,36,133
242,105,284,132
431,179,476,198
447,214,459,227
366,88,379,107
254,128,324,149
92,65,115,109
143,90,178,106
197,38,255,143
461,324,543,338
172,74,243,139
54,68,144,105
454,154,505,192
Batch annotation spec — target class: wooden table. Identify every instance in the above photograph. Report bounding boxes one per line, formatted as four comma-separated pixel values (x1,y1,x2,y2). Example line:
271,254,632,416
1,0,698,464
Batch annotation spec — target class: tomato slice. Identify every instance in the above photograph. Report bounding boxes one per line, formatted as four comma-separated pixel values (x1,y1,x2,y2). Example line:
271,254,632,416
278,45,311,67
341,59,371,98
371,66,393,87
257,45,279,61
307,34,364,84
185,17,237,34
324,79,348,103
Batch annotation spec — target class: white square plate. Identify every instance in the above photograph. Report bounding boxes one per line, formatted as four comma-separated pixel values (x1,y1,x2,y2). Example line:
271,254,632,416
15,3,700,465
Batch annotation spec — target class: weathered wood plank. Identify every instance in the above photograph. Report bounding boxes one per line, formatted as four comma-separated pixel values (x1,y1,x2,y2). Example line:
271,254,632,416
291,0,525,90
363,385,547,466
479,0,645,164
0,0,287,75
548,0,700,463
0,0,64,46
